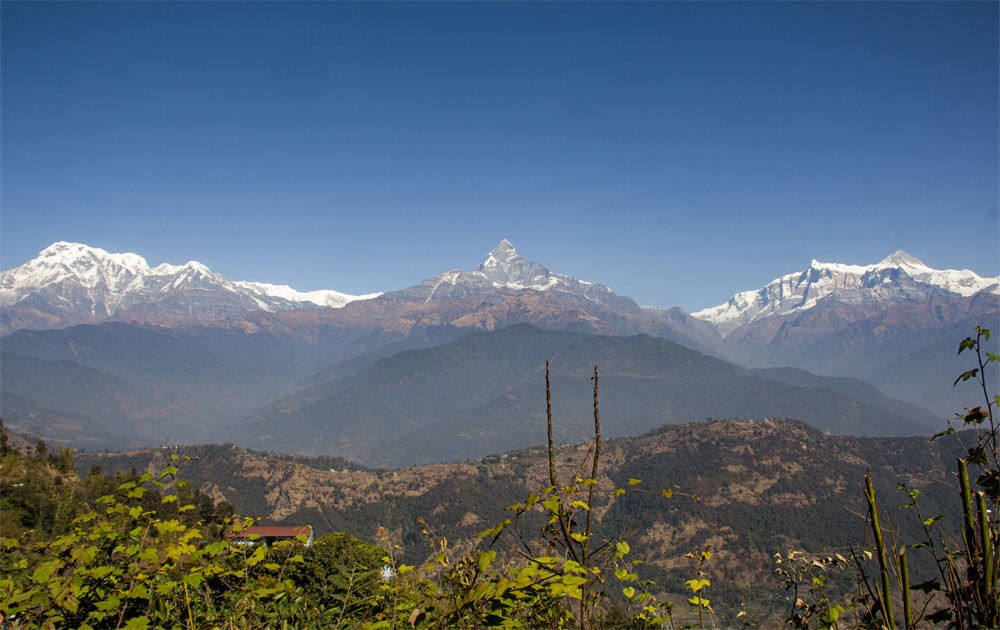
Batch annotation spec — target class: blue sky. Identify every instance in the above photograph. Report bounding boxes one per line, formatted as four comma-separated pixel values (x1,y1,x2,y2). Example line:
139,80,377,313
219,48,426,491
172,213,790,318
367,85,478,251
2,1,997,310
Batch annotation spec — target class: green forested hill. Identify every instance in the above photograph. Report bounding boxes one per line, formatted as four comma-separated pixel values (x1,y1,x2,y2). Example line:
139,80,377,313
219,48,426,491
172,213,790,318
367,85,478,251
224,325,939,466
75,417,968,621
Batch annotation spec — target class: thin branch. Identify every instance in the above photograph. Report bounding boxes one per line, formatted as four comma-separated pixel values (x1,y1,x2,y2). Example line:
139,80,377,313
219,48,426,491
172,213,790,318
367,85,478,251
546,361,556,489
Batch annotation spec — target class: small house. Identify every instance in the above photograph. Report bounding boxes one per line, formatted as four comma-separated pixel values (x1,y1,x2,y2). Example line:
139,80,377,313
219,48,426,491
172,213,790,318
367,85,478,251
233,525,314,547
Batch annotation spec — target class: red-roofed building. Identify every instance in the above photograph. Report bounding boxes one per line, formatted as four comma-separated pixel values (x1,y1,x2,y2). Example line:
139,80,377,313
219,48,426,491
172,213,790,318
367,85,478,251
233,525,313,547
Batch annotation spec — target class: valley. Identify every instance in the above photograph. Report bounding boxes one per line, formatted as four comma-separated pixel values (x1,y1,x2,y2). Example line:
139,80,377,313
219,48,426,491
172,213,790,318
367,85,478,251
2,239,997,626
2,240,996,457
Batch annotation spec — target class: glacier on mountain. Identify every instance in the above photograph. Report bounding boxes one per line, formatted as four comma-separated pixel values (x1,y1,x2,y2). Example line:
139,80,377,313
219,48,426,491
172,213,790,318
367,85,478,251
0,242,380,324
399,239,637,311
692,250,1000,335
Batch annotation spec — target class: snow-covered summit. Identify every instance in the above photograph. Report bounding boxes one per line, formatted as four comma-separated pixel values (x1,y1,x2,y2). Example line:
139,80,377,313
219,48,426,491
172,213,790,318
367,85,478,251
475,240,559,290
1,242,380,332
234,281,381,309
692,250,999,335
397,240,636,310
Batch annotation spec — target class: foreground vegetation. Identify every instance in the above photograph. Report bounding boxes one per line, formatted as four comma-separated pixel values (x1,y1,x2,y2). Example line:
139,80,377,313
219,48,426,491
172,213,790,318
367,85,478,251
1,329,997,628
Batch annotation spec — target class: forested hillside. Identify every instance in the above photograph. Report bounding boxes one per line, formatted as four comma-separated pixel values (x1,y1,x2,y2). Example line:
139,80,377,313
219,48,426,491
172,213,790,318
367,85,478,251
70,417,965,622
4,329,998,628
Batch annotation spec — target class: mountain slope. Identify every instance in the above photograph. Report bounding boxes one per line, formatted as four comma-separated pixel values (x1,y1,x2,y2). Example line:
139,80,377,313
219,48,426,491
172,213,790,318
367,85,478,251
690,252,999,414
224,325,938,467
1,239,723,359
693,250,998,335
0,351,210,445
387,240,639,311
0,391,145,450
0,322,332,441
0,242,379,333
75,418,970,622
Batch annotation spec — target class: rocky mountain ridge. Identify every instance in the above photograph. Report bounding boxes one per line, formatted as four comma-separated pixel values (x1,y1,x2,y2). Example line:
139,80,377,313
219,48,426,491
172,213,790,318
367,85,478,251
2,240,997,450
0,241,381,333
4,241,996,341
692,250,998,335
371,239,639,312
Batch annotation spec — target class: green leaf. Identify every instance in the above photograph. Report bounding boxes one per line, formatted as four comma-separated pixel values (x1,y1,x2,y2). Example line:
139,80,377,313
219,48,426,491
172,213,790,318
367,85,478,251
562,574,587,587
622,586,636,599
477,550,496,573
953,369,979,385
154,519,186,535
159,465,179,479
474,519,510,540
627,478,643,486
820,603,844,624
541,495,561,514
931,426,955,441
247,545,267,567
616,541,630,557
958,337,976,354
685,578,710,592
183,572,204,589
32,563,56,584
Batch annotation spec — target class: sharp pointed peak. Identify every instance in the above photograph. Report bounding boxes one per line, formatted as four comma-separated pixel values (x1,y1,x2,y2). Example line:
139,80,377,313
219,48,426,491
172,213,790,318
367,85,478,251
491,239,517,253
480,239,521,267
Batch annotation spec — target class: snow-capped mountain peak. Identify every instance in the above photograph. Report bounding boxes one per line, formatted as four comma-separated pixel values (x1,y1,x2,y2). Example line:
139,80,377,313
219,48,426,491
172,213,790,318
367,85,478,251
878,249,927,268
475,240,555,290
482,239,517,263
0,242,380,332
234,280,381,309
394,239,637,310
692,251,999,335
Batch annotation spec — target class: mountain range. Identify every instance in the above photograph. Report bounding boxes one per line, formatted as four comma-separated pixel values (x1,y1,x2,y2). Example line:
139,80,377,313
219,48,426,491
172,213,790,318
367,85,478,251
1,240,996,461
0,241,381,333
693,249,997,334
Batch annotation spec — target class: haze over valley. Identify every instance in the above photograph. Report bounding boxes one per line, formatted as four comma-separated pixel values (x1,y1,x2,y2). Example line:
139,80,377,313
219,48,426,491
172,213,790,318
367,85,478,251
1,239,996,462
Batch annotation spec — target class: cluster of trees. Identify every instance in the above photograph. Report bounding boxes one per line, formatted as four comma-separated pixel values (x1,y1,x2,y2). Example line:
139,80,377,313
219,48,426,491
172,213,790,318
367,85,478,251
1,329,997,628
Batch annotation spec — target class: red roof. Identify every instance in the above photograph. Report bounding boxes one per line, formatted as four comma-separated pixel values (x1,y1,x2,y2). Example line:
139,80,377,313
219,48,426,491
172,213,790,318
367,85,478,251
239,525,312,538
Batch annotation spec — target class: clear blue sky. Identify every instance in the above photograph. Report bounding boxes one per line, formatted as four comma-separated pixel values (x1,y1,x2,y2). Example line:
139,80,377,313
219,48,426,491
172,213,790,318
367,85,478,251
2,1,997,310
